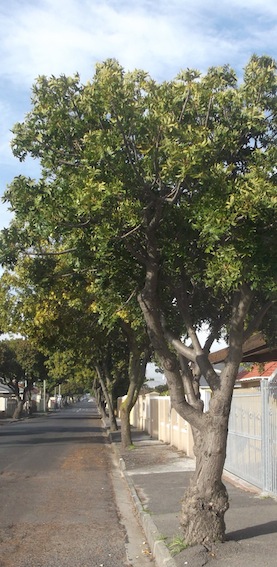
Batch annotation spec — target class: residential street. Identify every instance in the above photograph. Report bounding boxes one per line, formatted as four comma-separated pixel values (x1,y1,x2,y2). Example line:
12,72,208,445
0,401,154,567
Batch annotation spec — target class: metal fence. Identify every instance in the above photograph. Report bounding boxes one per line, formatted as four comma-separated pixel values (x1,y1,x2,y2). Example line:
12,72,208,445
225,381,277,496
262,380,277,495
125,380,277,496
225,391,263,488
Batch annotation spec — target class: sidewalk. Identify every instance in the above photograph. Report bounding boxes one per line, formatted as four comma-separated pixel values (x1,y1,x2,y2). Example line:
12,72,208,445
109,426,277,567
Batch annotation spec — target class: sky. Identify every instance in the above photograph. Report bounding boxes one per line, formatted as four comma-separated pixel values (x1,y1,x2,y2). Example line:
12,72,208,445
0,0,276,229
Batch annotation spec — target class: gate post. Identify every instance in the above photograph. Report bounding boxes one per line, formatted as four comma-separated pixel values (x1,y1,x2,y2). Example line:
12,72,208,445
261,379,269,493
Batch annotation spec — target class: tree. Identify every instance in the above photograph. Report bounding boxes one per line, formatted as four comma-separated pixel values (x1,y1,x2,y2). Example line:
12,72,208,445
45,348,93,402
0,338,48,418
1,55,276,544
0,255,136,435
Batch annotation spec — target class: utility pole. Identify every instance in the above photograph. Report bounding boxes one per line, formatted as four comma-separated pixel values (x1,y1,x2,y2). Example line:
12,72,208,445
43,380,46,413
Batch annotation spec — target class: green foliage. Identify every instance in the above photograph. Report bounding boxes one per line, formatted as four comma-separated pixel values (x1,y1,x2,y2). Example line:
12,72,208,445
0,338,48,388
0,341,24,383
154,384,169,395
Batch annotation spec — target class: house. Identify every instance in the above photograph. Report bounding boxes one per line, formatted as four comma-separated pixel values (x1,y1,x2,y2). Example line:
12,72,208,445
209,332,277,364
236,361,277,389
0,382,17,417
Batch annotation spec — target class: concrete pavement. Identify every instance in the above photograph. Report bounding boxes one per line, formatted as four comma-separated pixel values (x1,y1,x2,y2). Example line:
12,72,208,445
109,425,277,567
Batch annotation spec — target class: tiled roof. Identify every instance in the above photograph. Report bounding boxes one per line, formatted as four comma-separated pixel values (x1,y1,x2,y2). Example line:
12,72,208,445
210,332,277,364
237,361,277,381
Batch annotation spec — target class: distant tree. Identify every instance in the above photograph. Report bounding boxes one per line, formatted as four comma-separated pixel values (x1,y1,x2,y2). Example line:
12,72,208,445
0,258,142,436
0,339,48,418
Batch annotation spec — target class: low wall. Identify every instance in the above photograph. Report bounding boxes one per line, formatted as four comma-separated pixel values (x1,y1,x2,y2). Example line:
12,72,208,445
6,398,17,417
120,393,195,458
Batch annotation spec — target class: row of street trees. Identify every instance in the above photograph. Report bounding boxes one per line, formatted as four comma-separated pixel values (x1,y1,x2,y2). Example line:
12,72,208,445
0,54,276,545
0,336,93,417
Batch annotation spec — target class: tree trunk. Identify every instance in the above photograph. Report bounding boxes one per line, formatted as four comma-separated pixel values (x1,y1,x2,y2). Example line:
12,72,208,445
120,364,147,448
101,386,118,430
120,373,138,448
95,385,106,419
13,398,24,419
95,365,118,431
181,413,229,545
120,402,133,447
119,331,150,449
108,406,118,431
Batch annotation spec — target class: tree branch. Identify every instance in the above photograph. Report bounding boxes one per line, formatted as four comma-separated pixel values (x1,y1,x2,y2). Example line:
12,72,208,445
161,322,196,362
163,181,182,204
179,355,203,411
121,223,142,239
23,248,77,257
243,301,273,342
222,284,254,398
124,240,147,266
174,282,220,390
113,111,146,185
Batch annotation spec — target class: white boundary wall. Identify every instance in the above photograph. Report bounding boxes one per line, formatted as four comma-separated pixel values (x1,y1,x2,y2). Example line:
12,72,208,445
124,393,195,458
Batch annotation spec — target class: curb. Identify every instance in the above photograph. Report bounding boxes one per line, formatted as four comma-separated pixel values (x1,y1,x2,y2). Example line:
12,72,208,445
110,437,177,567
0,412,52,425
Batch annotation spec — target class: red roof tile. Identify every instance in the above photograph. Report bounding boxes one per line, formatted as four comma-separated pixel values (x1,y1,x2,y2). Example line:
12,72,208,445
237,361,277,381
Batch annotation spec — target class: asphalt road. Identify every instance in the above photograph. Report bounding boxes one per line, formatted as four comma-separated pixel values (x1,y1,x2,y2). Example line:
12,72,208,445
0,401,154,567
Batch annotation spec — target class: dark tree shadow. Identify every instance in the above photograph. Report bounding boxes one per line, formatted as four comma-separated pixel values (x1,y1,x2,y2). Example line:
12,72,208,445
227,521,277,541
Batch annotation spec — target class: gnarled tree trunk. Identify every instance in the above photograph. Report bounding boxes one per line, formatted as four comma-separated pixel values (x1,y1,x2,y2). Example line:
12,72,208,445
181,412,229,545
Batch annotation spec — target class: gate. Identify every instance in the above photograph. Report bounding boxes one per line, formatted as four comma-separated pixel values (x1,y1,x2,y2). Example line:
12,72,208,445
225,391,263,488
225,381,277,495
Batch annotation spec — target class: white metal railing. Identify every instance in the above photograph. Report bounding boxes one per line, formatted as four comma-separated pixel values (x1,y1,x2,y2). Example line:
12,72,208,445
122,383,277,495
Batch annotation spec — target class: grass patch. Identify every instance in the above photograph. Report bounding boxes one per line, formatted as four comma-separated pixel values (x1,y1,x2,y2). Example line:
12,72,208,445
157,534,167,542
167,535,188,556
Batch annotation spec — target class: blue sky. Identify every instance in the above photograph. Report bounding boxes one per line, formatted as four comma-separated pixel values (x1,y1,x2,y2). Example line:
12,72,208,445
0,0,277,229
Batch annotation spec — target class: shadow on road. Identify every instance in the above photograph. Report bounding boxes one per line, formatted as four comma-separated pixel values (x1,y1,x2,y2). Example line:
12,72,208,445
227,520,277,541
0,434,109,445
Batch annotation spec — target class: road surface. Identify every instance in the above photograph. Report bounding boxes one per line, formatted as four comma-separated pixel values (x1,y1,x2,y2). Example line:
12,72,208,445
0,400,154,567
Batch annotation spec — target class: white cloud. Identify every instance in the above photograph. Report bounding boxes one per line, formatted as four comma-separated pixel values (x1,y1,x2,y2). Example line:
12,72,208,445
0,201,13,231
0,0,276,88
0,101,13,161
0,0,276,215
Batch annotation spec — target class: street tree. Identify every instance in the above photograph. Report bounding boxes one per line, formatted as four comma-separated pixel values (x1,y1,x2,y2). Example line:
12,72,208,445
0,338,48,418
1,55,276,544
0,257,139,436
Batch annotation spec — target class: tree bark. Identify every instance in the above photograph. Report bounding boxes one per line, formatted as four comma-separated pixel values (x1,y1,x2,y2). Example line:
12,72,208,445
94,384,106,420
120,400,133,448
181,411,229,545
120,323,150,448
95,365,118,431
13,398,24,419
93,375,115,427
